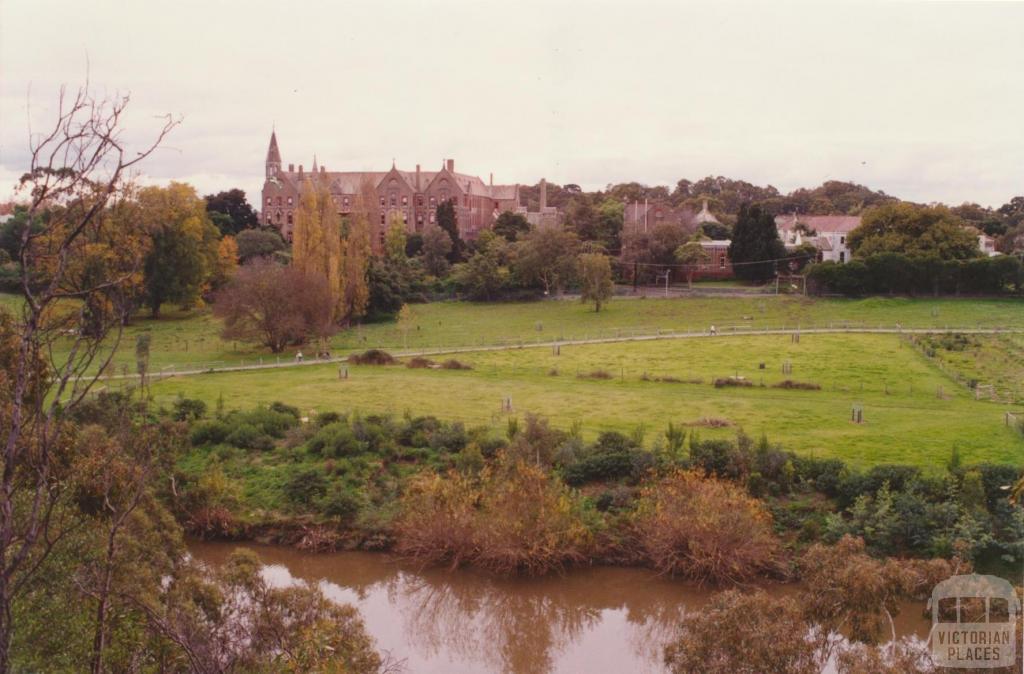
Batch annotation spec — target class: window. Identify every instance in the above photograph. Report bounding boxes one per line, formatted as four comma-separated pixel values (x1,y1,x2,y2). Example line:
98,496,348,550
719,255,725,269
343,197,350,208
266,196,272,206
417,214,424,225
402,195,408,206
287,196,293,205
840,236,845,244
389,194,397,207
429,213,435,224
839,251,846,263
429,196,436,208
380,213,386,225
276,196,282,206
417,195,423,206
275,211,281,223
379,196,385,207
287,212,293,225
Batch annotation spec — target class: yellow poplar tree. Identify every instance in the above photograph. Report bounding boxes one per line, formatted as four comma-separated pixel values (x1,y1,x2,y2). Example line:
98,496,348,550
339,177,374,325
293,173,343,319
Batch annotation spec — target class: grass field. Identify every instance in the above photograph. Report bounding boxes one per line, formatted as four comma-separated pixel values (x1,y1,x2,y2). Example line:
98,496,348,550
149,333,1024,468
5,292,1024,374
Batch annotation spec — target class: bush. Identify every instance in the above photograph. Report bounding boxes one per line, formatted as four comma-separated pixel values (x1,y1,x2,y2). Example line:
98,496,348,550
285,468,329,506
307,422,365,458
772,380,821,391
633,470,781,583
394,461,591,575
406,357,435,368
577,369,613,380
348,349,396,365
173,397,207,421
440,358,472,370
321,489,363,524
690,438,749,480
429,421,468,452
227,406,298,439
713,377,753,388
269,401,301,419
190,420,231,446
225,423,274,451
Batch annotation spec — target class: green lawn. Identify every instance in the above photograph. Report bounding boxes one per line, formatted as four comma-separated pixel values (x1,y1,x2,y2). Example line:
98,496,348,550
149,333,1024,468
5,292,1023,375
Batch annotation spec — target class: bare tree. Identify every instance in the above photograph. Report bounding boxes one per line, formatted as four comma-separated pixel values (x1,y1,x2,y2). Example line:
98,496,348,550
0,83,176,672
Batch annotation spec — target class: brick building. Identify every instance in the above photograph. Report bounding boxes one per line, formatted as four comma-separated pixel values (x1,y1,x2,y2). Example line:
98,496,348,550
261,131,521,245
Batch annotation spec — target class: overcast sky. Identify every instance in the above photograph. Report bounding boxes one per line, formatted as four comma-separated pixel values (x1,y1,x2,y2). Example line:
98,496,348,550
1,0,1022,207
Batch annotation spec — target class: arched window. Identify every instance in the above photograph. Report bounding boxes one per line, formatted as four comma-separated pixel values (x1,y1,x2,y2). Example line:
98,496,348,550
287,212,293,225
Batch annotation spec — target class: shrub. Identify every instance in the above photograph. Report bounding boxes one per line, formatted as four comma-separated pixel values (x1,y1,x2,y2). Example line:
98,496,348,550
686,417,731,428
429,421,468,452
577,369,613,380
440,358,472,370
713,377,753,388
315,411,342,426
173,397,207,421
284,468,329,506
394,461,591,575
269,401,301,419
348,349,395,365
690,438,749,480
406,357,435,368
321,489,363,524
190,420,231,446
227,407,298,439
225,423,274,451
772,380,821,391
633,470,781,583
308,422,365,458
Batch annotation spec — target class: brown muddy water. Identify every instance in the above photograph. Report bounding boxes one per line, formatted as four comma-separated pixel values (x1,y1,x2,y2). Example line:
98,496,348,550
188,541,932,674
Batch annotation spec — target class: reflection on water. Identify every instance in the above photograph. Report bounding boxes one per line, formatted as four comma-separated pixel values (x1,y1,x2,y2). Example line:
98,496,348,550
188,541,930,674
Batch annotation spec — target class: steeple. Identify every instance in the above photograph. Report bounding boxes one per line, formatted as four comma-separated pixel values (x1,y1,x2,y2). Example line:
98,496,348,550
265,130,282,178
311,154,318,173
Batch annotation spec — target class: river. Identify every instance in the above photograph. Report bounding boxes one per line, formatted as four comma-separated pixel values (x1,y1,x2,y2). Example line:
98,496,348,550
188,541,931,673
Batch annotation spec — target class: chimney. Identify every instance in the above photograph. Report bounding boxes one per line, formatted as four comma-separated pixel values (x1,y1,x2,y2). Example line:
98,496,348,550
415,164,421,191
320,165,325,174
298,164,304,175
540,178,547,211
489,172,493,186
446,159,454,173
288,163,294,172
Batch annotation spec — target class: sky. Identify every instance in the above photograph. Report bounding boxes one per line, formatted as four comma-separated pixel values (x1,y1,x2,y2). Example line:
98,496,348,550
1,0,1022,208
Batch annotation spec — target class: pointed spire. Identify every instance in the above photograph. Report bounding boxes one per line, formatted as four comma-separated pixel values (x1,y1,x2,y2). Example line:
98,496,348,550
266,130,282,165
312,154,318,173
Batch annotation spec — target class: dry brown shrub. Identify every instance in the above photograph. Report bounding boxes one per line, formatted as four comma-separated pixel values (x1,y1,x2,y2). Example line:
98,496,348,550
348,349,395,365
633,470,781,584
406,356,435,368
393,460,591,576
440,358,472,370
295,524,344,552
472,461,592,575
773,379,822,390
577,369,612,380
798,536,963,644
664,590,822,674
713,377,753,388
686,417,732,428
393,471,478,569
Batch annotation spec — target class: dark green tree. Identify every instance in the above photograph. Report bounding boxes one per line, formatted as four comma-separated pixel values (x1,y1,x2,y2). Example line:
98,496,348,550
204,189,260,235
436,199,463,261
492,211,530,241
728,203,786,283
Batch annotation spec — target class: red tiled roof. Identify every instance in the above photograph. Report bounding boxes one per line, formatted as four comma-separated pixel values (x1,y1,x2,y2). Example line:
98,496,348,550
775,214,861,234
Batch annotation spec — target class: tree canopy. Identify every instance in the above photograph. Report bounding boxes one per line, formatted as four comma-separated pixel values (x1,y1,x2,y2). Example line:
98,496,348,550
848,202,980,260
728,203,786,283
204,188,259,235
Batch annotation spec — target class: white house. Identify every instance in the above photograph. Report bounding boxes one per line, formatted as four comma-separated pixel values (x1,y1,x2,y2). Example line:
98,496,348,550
775,214,862,263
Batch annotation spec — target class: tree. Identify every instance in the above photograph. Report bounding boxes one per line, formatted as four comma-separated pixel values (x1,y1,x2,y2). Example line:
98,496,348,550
213,258,336,352
292,173,342,320
436,198,463,261
203,188,259,235
578,252,613,311
674,240,709,288
849,202,980,260
514,227,580,295
139,183,220,317
0,84,176,672
728,203,786,283
453,240,506,301
235,228,285,262
210,235,238,289
492,211,530,242
421,224,453,277
384,213,408,261
338,178,373,326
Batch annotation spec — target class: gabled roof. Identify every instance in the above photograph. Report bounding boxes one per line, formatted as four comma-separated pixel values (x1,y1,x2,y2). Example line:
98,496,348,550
775,214,861,234
489,184,519,200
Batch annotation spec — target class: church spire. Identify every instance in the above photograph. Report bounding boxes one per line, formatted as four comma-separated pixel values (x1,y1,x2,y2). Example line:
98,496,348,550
311,153,318,173
265,130,282,178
